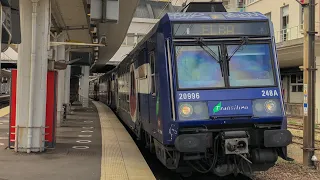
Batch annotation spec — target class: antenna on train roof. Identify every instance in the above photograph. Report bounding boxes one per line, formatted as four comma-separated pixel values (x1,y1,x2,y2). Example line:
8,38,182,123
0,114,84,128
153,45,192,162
180,1,227,13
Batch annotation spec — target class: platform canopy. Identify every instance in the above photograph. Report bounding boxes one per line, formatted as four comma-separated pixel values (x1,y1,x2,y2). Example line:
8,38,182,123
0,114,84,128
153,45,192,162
50,0,139,69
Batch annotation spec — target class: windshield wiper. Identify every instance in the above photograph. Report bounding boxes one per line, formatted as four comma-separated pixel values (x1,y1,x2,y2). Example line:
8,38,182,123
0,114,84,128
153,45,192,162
196,38,224,77
226,36,248,61
225,37,249,76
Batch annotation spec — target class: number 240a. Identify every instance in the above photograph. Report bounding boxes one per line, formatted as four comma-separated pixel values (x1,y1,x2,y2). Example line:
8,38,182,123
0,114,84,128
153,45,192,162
262,90,279,97
179,93,200,100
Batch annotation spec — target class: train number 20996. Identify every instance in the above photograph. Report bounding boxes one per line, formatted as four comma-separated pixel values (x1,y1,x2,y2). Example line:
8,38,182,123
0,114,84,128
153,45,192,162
179,93,200,100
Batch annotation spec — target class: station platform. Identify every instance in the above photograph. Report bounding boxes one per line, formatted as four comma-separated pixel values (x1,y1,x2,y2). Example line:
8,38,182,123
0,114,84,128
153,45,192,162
0,101,155,180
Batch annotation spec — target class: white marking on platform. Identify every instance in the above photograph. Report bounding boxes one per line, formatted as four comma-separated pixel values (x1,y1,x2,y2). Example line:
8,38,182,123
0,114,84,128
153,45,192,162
76,140,91,143
0,137,8,140
82,127,94,129
84,121,93,123
0,143,4,146
72,146,89,149
81,130,93,133
0,123,3,125
78,135,92,138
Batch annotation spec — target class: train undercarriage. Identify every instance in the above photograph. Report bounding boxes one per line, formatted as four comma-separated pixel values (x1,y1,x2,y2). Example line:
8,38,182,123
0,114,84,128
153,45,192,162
142,125,292,177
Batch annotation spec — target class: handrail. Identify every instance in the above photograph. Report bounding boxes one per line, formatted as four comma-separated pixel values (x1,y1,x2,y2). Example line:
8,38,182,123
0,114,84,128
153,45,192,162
275,22,320,43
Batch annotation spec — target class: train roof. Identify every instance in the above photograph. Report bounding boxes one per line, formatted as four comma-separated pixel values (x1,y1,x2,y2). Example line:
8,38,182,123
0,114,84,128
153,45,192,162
166,12,268,22
109,11,269,75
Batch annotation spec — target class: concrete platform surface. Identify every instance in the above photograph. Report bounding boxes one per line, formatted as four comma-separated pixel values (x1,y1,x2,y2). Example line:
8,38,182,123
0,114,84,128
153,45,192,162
0,104,102,180
93,101,155,180
0,101,155,180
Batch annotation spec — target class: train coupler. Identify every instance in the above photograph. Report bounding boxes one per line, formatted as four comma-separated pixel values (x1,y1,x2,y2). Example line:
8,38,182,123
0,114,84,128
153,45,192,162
221,131,249,155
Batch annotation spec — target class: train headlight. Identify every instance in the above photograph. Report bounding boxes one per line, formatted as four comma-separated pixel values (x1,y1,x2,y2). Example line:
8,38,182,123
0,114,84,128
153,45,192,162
179,103,193,117
178,102,209,120
253,99,282,117
264,100,277,113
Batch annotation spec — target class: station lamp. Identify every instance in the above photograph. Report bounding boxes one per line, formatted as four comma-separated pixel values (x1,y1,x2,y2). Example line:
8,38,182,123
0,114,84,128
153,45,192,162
297,0,309,5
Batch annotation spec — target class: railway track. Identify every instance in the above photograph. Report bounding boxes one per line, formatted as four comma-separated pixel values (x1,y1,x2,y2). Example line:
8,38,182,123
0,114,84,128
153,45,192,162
287,124,320,146
291,135,320,151
288,124,320,149
288,124,320,133
0,95,9,109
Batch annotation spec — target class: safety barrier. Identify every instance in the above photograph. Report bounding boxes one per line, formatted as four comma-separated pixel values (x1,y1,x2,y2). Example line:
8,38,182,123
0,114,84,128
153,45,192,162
275,22,320,43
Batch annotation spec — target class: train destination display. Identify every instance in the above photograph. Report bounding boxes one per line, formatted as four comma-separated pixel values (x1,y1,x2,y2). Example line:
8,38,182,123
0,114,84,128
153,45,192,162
173,22,270,36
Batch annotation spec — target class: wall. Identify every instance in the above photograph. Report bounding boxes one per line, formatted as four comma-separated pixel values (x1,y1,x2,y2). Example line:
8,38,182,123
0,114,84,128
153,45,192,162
290,91,303,103
245,0,320,42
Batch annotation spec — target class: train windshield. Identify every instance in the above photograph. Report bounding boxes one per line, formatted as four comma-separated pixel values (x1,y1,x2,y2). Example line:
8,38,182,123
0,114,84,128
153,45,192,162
175,45,225,89
227,44,275,87
175,43,275,89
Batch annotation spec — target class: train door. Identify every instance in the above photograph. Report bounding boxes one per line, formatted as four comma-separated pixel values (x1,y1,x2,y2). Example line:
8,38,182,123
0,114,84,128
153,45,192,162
107,79,111,105
148,50,157,131
115,75,119,109
139,51,150,127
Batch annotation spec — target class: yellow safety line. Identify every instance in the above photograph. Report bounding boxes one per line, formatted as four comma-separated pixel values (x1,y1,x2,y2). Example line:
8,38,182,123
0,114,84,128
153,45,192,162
93,101,156,180
93,101,129,180
0,106,9,117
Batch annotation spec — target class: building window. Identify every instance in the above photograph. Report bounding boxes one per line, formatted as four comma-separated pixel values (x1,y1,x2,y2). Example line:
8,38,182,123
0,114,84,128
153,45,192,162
137,34,145,43
247,0,256,4
238,0,245,8
265,12,271,20
290,74,303,92
281,5,289,41
300,6,304,30
122,33,135,46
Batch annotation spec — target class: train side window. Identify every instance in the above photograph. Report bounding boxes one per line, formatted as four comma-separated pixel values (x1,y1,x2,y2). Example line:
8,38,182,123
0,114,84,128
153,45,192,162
149,51,156,95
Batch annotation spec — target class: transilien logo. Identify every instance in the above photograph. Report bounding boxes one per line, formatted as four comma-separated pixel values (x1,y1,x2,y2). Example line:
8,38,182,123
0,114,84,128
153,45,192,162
213,102,222,113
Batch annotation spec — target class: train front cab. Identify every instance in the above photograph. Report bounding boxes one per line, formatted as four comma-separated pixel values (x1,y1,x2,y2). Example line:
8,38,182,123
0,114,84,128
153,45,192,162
155,12,293,176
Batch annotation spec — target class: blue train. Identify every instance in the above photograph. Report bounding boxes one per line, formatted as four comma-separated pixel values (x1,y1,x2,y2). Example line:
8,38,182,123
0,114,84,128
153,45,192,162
94,12,293,177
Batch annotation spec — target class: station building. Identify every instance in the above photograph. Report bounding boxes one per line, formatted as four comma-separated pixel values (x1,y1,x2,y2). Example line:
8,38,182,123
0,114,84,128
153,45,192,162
243,0,320,121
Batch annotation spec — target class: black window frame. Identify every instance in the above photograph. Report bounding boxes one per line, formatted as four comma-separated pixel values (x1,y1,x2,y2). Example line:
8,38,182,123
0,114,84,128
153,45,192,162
149,50,156,96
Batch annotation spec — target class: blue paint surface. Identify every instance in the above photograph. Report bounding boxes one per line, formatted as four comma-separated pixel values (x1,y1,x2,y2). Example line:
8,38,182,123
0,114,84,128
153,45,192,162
176,87,280,102
178,117,283,127
167,12,268,21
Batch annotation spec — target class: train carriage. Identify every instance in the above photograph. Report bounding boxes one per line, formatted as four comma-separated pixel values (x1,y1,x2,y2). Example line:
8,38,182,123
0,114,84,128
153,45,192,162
98,11,293,177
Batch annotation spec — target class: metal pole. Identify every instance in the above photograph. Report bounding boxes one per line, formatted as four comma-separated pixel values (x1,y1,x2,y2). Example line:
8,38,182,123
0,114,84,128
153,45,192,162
0,3,3,81
303,0,316,167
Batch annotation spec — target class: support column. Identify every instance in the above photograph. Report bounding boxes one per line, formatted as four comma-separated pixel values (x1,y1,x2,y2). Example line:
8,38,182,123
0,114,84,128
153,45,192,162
81,66,89,107
79,70,83,102
16,0,50,153
54,33,66,126
315,56,320,124
64,51,71,113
